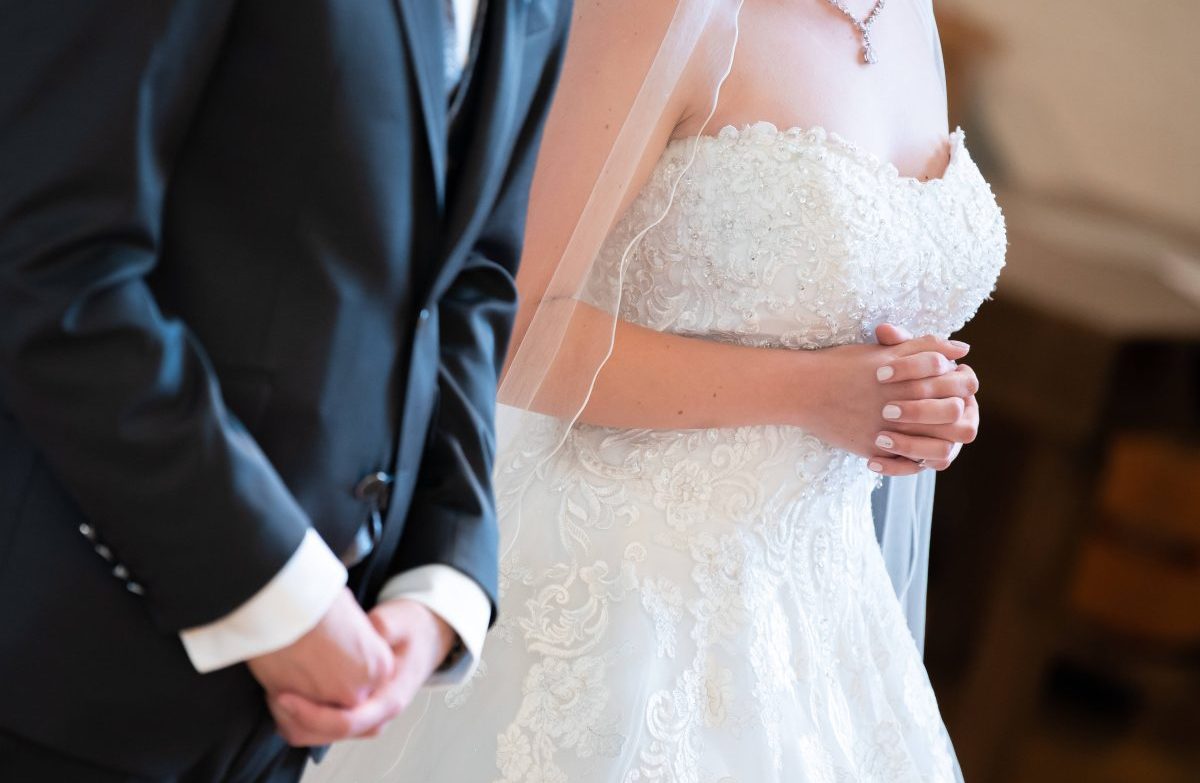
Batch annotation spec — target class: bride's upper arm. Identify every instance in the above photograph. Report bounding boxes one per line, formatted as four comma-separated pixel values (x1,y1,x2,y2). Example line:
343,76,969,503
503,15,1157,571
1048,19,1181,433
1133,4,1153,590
510,0,724,343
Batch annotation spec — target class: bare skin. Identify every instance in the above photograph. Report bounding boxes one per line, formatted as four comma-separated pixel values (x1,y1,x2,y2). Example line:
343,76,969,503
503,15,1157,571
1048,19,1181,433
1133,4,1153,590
511,0,978,477
262,597,457,747
247,588,396,713
275,0,976,746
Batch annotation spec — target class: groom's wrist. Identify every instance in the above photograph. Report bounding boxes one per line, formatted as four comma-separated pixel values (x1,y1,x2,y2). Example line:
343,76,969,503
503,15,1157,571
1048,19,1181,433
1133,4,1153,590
376,564,490,686
178,529,348,673
438,634,467,673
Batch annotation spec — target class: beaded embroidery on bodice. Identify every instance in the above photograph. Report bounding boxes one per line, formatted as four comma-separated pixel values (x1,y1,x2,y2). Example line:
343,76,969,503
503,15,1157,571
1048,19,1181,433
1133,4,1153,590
308,126,1003,783
592,122,1006,351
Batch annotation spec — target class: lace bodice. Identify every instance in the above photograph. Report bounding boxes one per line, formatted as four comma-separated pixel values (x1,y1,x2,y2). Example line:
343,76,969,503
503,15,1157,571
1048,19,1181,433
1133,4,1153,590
592,122,1006,349
311,124,994,783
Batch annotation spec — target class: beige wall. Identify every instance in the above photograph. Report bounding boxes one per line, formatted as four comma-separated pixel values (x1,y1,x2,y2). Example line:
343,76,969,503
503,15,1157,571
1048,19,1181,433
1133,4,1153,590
941,0,1200,229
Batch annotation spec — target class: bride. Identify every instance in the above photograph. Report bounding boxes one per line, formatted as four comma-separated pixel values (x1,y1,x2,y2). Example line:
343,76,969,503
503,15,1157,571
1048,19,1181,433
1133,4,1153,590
307,0,1004,780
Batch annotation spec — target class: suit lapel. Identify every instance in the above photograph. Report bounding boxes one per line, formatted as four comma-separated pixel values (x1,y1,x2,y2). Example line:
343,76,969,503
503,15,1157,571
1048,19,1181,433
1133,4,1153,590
434,0,527,295
395,0,448,211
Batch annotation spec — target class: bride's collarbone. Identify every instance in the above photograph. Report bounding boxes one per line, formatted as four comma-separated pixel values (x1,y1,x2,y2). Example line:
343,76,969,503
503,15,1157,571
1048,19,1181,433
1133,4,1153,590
673,1,950,178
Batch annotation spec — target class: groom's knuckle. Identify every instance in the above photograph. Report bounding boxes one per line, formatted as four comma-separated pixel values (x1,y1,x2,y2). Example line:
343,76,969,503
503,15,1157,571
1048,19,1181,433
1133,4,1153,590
366,656,388,684
334,686,362,708
374,614,399,642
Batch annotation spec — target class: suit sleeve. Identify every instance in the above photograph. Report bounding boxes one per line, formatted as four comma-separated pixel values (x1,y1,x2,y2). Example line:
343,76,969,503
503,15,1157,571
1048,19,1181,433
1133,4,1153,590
0,1,317,632
386,7,572,618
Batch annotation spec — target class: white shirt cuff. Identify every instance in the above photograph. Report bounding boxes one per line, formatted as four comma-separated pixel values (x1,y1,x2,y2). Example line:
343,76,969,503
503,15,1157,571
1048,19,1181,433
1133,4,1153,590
179,529,348,673
376,565,490,687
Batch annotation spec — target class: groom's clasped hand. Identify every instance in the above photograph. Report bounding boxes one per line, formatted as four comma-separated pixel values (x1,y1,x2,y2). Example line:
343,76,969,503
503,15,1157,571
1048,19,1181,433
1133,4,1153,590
248,590,457,747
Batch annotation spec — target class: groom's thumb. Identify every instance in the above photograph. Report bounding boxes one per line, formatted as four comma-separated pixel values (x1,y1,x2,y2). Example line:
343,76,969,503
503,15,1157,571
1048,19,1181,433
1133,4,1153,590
369,607,398,645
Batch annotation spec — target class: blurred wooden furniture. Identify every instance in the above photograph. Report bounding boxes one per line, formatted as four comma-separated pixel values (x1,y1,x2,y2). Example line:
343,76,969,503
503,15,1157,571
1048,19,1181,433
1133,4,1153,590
940,190,1200,783
1073,434,1200,644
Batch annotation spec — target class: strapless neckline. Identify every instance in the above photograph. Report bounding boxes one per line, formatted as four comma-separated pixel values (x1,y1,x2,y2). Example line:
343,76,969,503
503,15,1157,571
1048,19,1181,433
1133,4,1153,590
670,121,966,189
597,116,1004,352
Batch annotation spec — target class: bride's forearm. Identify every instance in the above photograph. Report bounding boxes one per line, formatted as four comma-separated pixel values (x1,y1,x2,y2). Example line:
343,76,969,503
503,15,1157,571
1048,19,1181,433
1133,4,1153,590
576,315,820,430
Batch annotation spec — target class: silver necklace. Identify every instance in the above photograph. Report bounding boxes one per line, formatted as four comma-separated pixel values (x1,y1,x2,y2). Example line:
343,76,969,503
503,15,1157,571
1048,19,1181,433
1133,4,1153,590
824,0,887,64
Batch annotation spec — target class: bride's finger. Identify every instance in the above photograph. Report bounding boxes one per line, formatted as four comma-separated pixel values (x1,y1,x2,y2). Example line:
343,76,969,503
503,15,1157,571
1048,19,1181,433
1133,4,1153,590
874,323,913,346
881,397,964,425
867,455,924,476
887,334,970,362
874,432,957,464
893,393,979,443
892,366,978,400
921,442,964,472
876,351,957,383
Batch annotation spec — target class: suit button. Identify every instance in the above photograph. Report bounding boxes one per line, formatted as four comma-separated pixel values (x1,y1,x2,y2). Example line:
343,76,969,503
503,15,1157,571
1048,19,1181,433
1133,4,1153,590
354,471,394,505
112,564,129,580
94,544,113,562
126,582,145,596
79,523,95,540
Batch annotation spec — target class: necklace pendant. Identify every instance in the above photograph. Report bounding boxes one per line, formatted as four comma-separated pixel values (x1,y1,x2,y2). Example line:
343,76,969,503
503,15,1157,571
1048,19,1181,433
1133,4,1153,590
826,0,887,65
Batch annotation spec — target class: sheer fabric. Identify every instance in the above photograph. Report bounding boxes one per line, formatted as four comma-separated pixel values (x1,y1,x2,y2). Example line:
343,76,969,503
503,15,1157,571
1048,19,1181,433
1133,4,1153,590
307,112,1004,783
866,0,949,655
303,2,1004,781
502,0,952,645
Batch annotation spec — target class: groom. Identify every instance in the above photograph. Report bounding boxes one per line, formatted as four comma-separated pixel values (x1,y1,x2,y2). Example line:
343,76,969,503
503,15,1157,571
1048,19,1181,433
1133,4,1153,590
0,0,569,779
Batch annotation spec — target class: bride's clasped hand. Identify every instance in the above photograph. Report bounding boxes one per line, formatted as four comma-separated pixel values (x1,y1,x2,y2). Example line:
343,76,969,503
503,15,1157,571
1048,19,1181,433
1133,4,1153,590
309,0,1004,777
799,323,979,475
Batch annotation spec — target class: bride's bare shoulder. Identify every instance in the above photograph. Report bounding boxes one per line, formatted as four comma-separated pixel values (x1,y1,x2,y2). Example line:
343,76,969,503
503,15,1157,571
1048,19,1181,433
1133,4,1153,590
562,0,740,122
566,0,678,59
570,0,737,43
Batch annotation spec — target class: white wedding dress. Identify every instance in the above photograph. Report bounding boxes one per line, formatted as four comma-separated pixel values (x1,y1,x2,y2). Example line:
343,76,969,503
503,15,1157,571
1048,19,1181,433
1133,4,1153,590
307,123,1006,783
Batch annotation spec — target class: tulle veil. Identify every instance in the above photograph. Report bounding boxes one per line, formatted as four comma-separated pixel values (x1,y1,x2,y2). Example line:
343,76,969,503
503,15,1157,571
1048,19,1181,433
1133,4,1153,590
307,1,955,779
497,0,949,650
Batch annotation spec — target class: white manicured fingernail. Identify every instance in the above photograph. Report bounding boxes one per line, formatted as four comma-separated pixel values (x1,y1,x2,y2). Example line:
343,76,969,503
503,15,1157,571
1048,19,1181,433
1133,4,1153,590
882,404,902,420
875,366,894,382
868,461,883,473
875,435,894,449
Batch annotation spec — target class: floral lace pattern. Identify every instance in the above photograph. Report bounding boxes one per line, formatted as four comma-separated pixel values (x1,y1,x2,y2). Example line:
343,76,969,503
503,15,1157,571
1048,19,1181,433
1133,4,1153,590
309,126,1002,783
590,123,1005,354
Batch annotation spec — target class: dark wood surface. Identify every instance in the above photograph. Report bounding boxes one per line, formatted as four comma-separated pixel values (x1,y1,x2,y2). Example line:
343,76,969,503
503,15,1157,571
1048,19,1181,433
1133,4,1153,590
923,189,1200,782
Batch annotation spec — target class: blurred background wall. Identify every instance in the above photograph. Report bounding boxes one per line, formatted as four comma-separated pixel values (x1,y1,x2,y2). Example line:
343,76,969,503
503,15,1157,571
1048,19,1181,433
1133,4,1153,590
945,0,1200,227
925,2,1200,782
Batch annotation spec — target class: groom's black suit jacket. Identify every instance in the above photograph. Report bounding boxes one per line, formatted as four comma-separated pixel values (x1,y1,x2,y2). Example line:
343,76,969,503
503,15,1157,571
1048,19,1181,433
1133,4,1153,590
0,0,569,776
